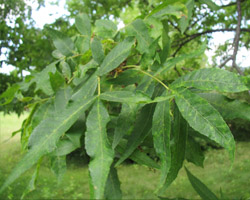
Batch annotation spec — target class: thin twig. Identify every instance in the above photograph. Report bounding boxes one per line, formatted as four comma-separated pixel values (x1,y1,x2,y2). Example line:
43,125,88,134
218,56,232,68
231,0,244,75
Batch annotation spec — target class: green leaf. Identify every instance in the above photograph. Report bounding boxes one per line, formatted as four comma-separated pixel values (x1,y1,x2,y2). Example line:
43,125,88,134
178,0,194,33
46,27,75,56
174,88,235,162
20,158,42,200
0,86,97,194
199,93,250,121
156,42,206,75
152,99,171,188
112,103,137,149
52,50,64,59
50,156,67,183
199,0,220,10
0,84,19,106
91,37,105,64
160,20,171,63
185,167,219,200
75,13,91,37
116,140,160,169
49,70,65,92
98,37,134,76
100,91,151,104
126,19,153,54
60,61,72,80
75,35,90,54
171,68,248,93
158,105,188,194
148,2,187,19
95,19,117,39
104,165,122,200
115,103,156,166
186,136,204,167
85,98,114,199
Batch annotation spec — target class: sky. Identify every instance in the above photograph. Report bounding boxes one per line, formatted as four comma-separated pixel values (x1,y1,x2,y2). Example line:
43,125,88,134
0,0,249,75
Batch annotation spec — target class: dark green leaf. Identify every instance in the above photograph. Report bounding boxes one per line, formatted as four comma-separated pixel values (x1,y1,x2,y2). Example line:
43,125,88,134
0,84,19,106
46,27,75,56
199,93,250,121
49,70,65,92
126,19,153,54
152,99,171,188
160,20,171,63
185,167,219,200
158,105,188,194
174,88,235,162
186,136,204,167
100,91,151,104
75,13,91,37
98,37,134,76
171,68,248,93
85,98,114,199
104,165,122,200
112,103,137,149
115,103,156,166
91,37,105,64
156,42,206,75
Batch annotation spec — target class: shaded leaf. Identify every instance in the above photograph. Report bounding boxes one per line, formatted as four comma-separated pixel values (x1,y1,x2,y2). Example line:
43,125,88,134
100,91,151,104
185,167,219,200
50,156,67,183
156,42,206,75
186,136,204,167
152,99,171,188
115,103,156,166
171,68,248,93
98,37,134,76
104,165,122,200
75,13,91,37
199,0,220,10
91,37,105,64
174,88,235,162
46,27,75,56
75,36,90,54
60,61,72,80
112,103,137,149
85,98,114,199
158,105,188,194
0,84,19,106
178,0,194,33
160,20,171,63
126,19,153,54
199,93,250,121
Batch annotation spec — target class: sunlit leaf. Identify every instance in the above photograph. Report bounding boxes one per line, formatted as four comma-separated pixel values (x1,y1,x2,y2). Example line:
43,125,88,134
75,13,91,37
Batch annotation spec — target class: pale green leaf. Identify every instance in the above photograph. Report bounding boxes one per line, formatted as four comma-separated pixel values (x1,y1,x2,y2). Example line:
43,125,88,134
46,27,75,56
95,20,117,39
104,165,122,200
174,88,235,162
126,19,153,54
158,105,188,194
75,35,90,54
185,167,219,200
75,13,91,37
85,98,114,199
199,0,220,10
0,87,97,194
100,91,151,104
171,68,248,93
153,99,171,188
115,103,156,166
91,37,105,64
50,156,67,183
60,61,72,80
98,37,134,76
178,0,194,33
199,93,250,121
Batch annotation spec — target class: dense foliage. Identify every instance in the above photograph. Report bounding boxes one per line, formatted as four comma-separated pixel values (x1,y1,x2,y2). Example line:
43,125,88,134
1,0,250,199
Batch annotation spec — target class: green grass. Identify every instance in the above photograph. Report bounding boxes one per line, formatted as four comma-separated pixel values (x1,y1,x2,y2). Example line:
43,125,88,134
0,112,250,199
